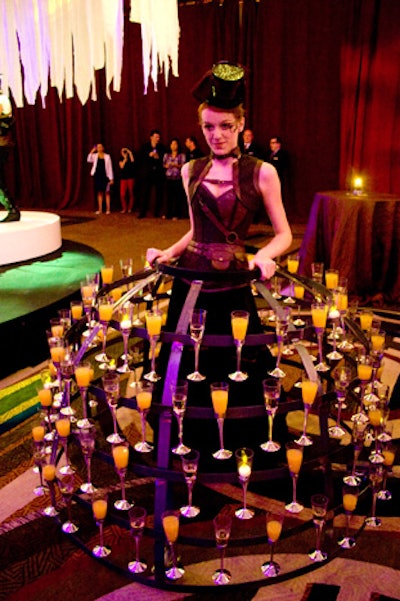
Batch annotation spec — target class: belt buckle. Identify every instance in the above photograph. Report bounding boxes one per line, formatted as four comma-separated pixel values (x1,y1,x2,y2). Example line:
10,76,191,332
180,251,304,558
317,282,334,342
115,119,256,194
226,232,238,244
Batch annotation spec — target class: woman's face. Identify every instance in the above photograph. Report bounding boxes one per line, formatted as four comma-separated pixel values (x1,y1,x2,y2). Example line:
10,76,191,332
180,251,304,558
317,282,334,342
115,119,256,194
170,140,178,152
200,107,244,156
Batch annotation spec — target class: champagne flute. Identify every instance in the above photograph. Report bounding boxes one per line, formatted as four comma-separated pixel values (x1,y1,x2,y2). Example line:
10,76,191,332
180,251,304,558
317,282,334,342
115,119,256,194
368,404,385,464
116,303,134,373
162,510,184,580
359,309,374,334
260,378,281,452
70,300,83,323
38,385,55,442
58,473,79,534
311,302,330,372
337,284,354,352
78,421,97,494
311,262,324,285
101,264,114,286
285,441,304,513
180,449,200,518
284,253,299,304
235,447,254,520
268,306,291,378
365,464,383,527
326,298,343,361
309,493,329,562
112,441,133,510
187,308,207,381
377,443,396,501
48,336,67,399
95,295,115,368
261,512,284,577
171,380,190,455
128,506,147,573
42,462,58,517
352,353,374,423
211,382,232,460
295,377,318,446
212,513,232,585
75,361,93,429
55,416,74,475
134,380,154,453
229,310,249,381
338,485,358,548
343,418,367,486
325,268,339,290
144,309,162,382
80,279,96,342
103,370,125,444
32,433,46,496
329,366,353,439
92,490,111,557
59,352,76,418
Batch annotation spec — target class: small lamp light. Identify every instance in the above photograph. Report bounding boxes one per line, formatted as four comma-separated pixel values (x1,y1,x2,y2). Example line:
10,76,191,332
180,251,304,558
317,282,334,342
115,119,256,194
353,177,363,195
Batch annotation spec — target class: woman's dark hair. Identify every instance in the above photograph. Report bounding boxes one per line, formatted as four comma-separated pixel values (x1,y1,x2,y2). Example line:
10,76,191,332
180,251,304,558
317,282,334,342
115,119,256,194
169,137,182,152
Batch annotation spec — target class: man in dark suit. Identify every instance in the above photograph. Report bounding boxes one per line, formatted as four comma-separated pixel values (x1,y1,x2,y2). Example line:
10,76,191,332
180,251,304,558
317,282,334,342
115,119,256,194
138,129,166,218
266,135,289,186
240,128,263,159
184,136,203,162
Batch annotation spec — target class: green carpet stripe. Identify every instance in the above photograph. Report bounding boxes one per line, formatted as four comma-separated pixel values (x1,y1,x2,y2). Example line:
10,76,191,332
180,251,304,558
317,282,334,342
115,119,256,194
0,376,41,418
1,397,41,425
0,405,41,435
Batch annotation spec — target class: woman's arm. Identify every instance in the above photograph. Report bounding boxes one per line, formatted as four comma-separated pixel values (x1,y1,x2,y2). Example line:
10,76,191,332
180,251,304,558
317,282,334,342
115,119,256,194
248,162,292,279
146,162,193,265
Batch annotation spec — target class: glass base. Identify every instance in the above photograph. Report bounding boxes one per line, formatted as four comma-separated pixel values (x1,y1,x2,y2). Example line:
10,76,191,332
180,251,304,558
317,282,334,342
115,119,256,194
134,441,154,453
62,520,79,534
212,448,232,460
315,361,330,372
114,498,133,511
143,370,161,383
282,347,295,356
338,340,354,351
377,489,392,501
268,366,286,379
285,500,304,514
117,363,133,374
92,544,111,558
329,425,346,439
128,559,147,573
351,412,369,423
338,535,356,549
60,406,76,417
295,433,313,446
77,418,93,429
293,318,306,327
165,565,185,580
187,370,206,382
106,432,125,444
365,516,381,527
33,485,45,496
43,505,58,517
95,351,110,363
235,507,254,520
309,548,328,562
368,451,384,464
343,474,361,486
172,443,191,455
229,370,248,382
261,560,280,577
326,350,343,361
260,440,281,452
180,504,200,518
80,482,96,494
212,568,231,585
59,464,75,475
378,432,392,444
283,296,296,305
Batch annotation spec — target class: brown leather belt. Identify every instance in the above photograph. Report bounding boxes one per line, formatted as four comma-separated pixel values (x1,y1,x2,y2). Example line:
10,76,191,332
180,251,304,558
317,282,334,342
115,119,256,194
187,241,247,270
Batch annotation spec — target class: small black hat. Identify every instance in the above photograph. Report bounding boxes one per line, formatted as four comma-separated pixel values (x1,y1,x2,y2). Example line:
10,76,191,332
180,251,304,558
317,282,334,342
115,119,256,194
191,61,245,109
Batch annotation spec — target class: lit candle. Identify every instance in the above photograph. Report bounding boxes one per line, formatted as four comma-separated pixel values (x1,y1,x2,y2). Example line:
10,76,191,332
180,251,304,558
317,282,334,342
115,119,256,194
238,463,251,479
120,318,132,330
353,176,363,195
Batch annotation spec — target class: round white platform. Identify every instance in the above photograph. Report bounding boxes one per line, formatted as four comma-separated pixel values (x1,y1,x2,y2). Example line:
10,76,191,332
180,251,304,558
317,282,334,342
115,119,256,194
0,210,62,266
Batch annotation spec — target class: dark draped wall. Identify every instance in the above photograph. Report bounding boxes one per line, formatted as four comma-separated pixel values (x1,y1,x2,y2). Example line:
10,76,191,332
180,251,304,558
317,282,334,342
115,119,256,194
5,0,400,222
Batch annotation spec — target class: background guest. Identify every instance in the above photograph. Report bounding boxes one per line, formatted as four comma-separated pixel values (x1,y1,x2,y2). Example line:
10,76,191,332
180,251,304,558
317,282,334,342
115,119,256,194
266,135,289,187
184,135,203,162
240,128,263,159
118,147,136,213
138,130,165,218
163,138,186,220
87,143,114,215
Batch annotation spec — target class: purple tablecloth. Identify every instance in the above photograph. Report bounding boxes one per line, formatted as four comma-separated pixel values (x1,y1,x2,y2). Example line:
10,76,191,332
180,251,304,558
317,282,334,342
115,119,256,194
299,191,400,302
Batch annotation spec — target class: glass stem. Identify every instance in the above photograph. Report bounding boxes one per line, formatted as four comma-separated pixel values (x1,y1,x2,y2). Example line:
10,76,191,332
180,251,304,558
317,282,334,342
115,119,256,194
371,491,377,519
220,548,226,572
194,341,200,373
169,542,177,569
276,336,283,368
242,481,248,510
268,413,274,442
332,320,338,352
81,388,88,420
187,480,193,508
63,379,71,408
217,417,225,450
178,415,184,445
119,471,126,501
270,543,275,564
62,438,69,466
150,336,156,373
315,522,323,551
141,411,147,444
292,474,298,504
317,330,324,364
38,464,44,487
135,536,140,562
236,341,243,373
99,521,104,547
302,407,309,437
123,331,129,366
102,323,108,356
345,512,351,538
336,398,343,427
111,406,118,435
86,457,92,484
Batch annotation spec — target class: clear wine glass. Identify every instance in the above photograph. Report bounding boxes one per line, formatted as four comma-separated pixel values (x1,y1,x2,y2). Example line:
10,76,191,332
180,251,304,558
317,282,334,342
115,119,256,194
103,370,125,444
75,361,93,429
59,352,76,418
211,382,232,460
295,376,318,446
338,485,358,548
260,378,281,452
128,506,147,573
365,464,383,527
112,441,133,510
377,443,396,501
70,300,83,323
311,302,330,372
311,262,324,285
31,434,46,496
78,421,97,494
144,309,162,382
80,279,97,343
134,380,154,453
284,253,299,304
261,512,284,577
92,490,111,557
343,418,367,486
38,386,55,442
268,306,291,378
48,335,67,400
329,366,353,439
352,353,374,423
95,295,115,368
180,449,200,518
171,380,190,455
235,447,254,520
285,441,304,513
325,268,339,291
42,462,58,517
162,510,184,580
116,303,134,373
101,264,114,286
368,404,385,464
337,284,354,352
326,298,343,361
229,310,249,381
187,308,207,381
55,416,75,475
309,493,329,562
212,512,232,585
58,473,79,533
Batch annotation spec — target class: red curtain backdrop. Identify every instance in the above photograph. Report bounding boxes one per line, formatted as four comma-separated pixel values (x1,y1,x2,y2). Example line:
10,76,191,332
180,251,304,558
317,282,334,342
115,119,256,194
5,0,400,222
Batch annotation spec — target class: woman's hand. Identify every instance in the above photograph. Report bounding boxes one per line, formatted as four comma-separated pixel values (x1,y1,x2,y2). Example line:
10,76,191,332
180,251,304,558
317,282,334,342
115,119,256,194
146,247,170,266
248,254,277,280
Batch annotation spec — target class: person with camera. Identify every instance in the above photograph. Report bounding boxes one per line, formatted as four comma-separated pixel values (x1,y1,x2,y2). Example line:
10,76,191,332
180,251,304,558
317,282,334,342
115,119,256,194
119,147,136,213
